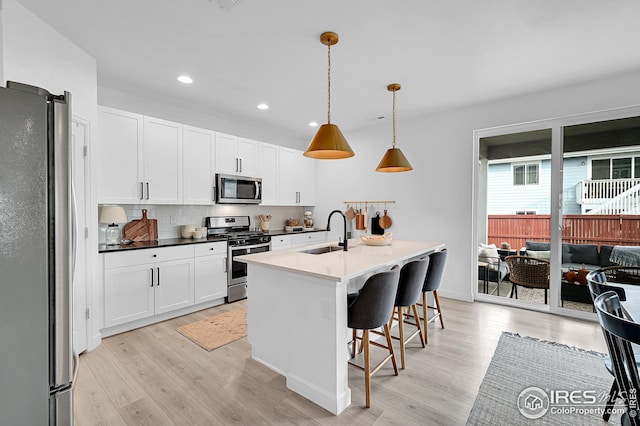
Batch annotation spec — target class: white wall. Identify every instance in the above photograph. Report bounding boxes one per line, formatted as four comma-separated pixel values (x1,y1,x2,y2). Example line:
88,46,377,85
98,86,303,150
1,0,100,349
315,70,640,302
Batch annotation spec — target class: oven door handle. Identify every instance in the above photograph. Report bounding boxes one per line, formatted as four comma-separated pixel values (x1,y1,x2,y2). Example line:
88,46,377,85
230,243,271,253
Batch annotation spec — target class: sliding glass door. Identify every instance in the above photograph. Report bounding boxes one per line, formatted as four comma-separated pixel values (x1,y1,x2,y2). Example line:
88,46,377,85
475,105,640,317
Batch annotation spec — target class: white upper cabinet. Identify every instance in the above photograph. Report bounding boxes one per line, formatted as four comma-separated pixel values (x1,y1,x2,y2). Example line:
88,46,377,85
97,107,183,204
143,116,183,204
278,147,316,206
183,125,215,204
97,107,143,204
215,132,258,176
257,142,279,204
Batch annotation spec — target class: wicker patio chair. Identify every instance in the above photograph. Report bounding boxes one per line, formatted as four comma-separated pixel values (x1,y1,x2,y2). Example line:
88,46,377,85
504,255,550,304
601,266,640,285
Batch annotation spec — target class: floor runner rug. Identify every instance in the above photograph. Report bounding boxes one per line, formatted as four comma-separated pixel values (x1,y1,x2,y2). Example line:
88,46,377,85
467,331,623,425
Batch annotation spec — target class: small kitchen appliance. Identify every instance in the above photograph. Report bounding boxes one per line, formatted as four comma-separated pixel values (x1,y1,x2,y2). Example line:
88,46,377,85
304,211,314,230
206,216,271,302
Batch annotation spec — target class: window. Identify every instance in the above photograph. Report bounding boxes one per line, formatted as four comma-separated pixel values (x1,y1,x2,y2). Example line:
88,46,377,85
516,210,537,215
591,156,640,179
513,163,539,186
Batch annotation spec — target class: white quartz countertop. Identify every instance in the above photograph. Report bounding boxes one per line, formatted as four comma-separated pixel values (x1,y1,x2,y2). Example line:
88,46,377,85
237,239,445,281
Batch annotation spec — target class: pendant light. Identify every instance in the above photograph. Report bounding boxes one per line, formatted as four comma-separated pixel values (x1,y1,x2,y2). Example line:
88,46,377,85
376,83,413,172
304,32,355,159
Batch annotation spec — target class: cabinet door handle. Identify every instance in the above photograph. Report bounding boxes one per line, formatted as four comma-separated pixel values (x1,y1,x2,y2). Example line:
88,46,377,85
239,158,242,173
156,267,160,286
140,182,144,200
150,268,154,287
146,182,150,200
223,257,227,273
236,158,239,173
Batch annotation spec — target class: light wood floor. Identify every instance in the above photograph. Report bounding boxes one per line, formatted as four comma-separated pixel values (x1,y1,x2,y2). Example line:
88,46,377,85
74,299,607,425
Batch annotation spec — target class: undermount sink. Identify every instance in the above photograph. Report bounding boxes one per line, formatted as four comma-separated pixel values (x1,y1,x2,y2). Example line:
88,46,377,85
299,245,344,255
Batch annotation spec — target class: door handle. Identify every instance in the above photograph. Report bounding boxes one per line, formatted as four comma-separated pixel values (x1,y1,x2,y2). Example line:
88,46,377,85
239,158,242,173
150,268,154,287
146,182,150,200
156,267,160,286
236,158,239,173
223,257,228,273
140,182,144,200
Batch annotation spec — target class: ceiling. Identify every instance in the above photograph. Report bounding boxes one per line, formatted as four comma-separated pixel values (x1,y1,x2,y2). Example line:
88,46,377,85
16,0,640,141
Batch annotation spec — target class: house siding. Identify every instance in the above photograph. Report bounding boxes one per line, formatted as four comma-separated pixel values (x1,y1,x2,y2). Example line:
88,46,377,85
487,160,552,214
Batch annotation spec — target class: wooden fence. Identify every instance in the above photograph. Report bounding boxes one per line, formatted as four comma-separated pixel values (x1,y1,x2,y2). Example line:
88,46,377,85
487,214,640,249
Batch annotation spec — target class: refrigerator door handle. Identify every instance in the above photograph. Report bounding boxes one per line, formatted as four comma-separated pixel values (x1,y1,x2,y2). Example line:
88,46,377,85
53,93,73,388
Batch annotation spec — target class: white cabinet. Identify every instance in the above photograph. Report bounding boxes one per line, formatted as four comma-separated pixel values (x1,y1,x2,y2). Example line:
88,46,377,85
259,145,317,206
215,132,258,176
183,125,216,204
270,232,327,251
97,107,183,204
143,116,183,204
270,235,292,251
278,147,316,205
97,107,143,204
194,242,228,303
258,142,279,204
291,232,327,248
104,246,194,328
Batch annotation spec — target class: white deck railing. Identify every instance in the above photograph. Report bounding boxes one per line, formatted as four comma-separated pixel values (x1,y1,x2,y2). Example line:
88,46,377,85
583,181,640,214
576,178,640,204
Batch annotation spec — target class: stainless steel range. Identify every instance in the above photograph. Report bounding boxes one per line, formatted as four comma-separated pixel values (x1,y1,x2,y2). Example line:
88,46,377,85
206,216,271,303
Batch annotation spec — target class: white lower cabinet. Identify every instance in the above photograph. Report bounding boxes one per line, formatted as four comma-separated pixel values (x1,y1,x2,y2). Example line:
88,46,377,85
104,245,195,329
194,242,228,303
270,232,327,251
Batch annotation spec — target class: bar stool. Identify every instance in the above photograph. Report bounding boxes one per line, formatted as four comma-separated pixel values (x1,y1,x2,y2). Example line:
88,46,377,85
347,266,401,408
387,258,429,369
415,249,447,344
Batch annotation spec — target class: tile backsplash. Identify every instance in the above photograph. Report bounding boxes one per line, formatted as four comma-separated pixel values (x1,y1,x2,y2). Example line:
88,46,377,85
98,204,312,243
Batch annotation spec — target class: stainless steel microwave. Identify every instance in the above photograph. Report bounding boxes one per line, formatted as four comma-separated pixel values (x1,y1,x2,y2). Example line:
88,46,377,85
215,173,262,204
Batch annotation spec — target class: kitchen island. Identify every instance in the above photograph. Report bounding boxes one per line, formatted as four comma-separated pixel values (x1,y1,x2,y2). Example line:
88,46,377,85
237,239,445,415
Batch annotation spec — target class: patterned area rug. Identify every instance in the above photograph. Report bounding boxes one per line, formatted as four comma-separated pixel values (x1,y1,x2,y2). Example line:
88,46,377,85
467,332,623,425
176,307,247,351
477,281,594,313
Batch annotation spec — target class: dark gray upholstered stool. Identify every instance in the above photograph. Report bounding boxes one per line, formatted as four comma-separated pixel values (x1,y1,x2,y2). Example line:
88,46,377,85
347,266,400,408
414,249,447,344
386,258,429,369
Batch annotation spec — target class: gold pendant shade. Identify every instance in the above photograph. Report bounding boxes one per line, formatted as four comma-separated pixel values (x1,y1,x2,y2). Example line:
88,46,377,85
304,32,355,160
376,83,413,172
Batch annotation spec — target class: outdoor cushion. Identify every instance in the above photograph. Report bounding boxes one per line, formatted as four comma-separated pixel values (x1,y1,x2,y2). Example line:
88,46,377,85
478,243,500,265
562,243,599,266
599,245,617,267
525,241,550,251
527,250,551,261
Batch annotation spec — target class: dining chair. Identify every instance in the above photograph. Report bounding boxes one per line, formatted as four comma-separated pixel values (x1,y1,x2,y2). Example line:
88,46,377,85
504,255,550,304
594,291,640,426
347,266,400,408
587,269,631,421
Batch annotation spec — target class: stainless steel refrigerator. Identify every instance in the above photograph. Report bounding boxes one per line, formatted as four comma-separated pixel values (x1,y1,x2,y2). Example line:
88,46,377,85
0,81,75,425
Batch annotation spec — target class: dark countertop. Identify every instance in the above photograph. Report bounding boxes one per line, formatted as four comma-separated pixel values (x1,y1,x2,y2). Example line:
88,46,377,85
99,236,228,253
98,229,327,253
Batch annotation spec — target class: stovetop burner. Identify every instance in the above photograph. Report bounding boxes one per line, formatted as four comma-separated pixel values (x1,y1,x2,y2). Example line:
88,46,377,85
206,215,270,246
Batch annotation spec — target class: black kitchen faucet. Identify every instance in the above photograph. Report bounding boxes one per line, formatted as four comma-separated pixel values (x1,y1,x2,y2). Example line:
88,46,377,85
326,210,348,251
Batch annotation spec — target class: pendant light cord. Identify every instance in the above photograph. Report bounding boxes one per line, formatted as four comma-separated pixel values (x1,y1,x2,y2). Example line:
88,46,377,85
327,40,332,124
392,89,397,148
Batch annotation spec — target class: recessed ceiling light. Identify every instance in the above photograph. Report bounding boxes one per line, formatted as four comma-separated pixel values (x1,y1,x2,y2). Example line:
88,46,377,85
257,103,269,110
308,121,318,127
177,75,193,84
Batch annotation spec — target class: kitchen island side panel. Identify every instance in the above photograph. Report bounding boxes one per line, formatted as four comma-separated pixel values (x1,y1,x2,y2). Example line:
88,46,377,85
247,264,351,415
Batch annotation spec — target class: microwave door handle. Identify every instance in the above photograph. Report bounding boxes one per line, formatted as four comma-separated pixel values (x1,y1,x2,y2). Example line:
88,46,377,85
255,181,260,199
